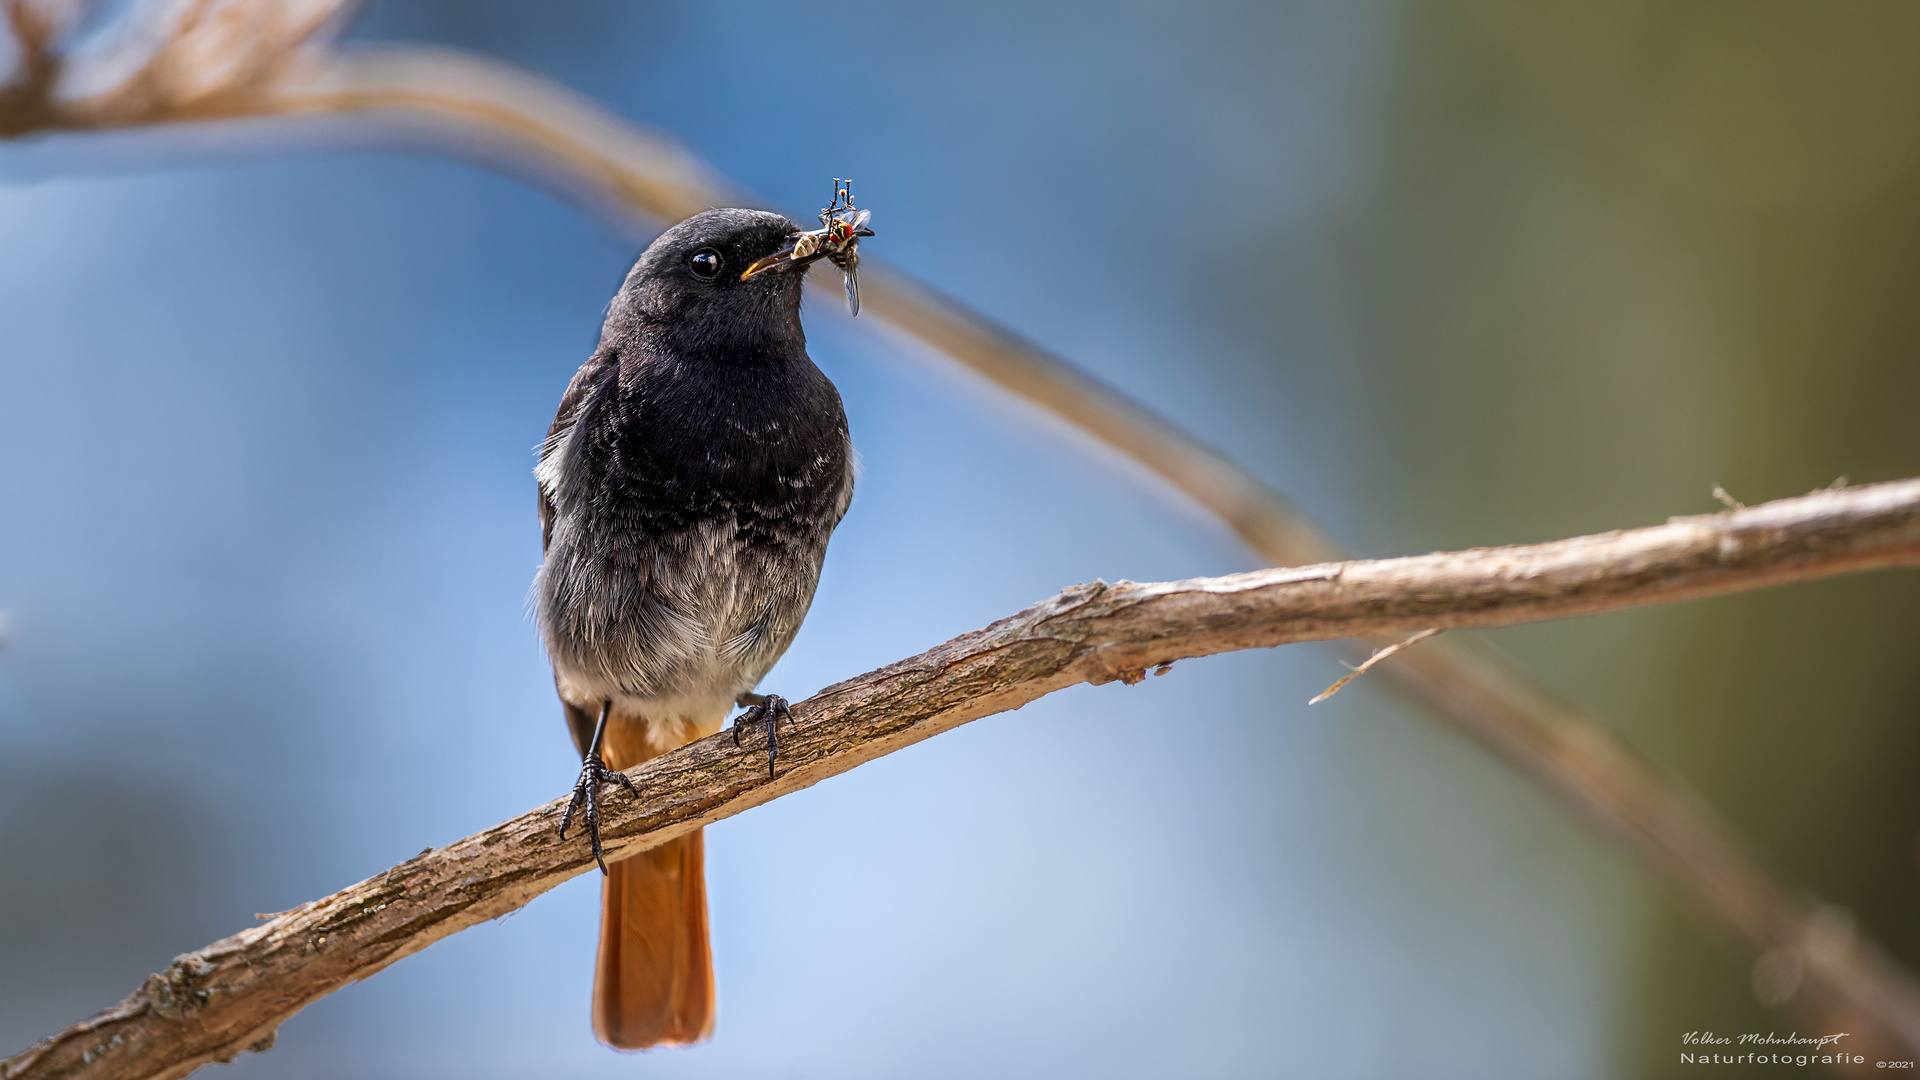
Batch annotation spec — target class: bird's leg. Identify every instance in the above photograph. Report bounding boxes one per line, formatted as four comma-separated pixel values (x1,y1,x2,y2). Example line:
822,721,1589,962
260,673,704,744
732,691,793,778
558,699,640,875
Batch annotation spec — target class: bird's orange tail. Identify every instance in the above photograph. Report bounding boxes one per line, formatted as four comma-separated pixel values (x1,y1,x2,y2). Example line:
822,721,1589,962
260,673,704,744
592,714,719,1049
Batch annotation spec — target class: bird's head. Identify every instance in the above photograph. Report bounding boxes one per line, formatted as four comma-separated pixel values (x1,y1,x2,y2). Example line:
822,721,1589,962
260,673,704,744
611,208,838,363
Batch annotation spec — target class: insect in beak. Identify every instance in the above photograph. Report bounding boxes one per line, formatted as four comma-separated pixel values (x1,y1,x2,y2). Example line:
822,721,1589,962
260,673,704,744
738,178,875,316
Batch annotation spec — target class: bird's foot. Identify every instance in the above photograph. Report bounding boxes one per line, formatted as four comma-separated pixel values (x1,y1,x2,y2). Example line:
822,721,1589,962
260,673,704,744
558,754,640,875
732,692,793,778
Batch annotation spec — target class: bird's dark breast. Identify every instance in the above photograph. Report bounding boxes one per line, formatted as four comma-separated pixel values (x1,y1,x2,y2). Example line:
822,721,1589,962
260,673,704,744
536,349,852,711
594,356,850,539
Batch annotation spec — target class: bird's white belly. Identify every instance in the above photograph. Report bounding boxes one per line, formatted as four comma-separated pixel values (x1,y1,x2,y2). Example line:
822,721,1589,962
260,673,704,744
538,515,802,722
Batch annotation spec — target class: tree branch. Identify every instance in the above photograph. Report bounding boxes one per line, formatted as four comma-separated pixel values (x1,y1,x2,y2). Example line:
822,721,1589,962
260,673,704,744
8,479,1920,1080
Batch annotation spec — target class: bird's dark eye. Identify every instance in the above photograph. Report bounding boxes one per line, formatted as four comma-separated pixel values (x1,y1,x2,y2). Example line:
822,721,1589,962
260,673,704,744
690,249,722,279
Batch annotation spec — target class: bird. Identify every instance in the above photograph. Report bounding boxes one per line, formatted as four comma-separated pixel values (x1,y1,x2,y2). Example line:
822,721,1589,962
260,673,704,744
533,205,860,1049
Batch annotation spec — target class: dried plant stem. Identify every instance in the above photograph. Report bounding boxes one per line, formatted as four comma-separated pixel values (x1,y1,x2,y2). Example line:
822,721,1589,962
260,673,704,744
1309,628,1439,704
8,480,1920,1080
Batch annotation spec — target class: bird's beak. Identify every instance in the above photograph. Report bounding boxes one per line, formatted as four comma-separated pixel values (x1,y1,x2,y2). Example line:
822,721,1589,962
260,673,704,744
733,242,794,278
740,237,816,280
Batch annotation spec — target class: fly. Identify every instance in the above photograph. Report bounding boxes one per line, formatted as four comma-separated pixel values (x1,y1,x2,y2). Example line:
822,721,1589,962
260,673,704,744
737,177,875,314
810,178,874,315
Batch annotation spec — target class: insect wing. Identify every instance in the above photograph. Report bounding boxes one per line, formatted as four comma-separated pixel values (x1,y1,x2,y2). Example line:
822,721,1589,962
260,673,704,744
843,263,861,317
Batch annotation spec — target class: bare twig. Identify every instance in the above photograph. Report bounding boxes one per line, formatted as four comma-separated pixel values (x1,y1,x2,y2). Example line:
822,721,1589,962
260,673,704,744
1310,628,1439,704
0,0,353,133
8,480,1920,1080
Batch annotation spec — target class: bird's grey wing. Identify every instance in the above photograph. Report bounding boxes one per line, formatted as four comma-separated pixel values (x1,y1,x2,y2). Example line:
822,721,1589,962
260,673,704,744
540,486,558,556
539,347,618,555
542,349,621,756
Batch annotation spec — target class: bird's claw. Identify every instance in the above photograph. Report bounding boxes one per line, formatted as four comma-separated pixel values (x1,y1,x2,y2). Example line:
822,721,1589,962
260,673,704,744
558,754,641,875
732,693,793,778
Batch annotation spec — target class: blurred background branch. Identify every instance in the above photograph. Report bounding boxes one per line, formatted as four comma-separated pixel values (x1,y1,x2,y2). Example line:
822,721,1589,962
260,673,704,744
4,0,1918,1070
10,480,1920,1080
